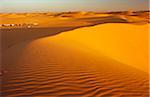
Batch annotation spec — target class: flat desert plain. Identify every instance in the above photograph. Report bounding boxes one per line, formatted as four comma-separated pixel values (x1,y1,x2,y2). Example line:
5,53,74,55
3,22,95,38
0,11,149,97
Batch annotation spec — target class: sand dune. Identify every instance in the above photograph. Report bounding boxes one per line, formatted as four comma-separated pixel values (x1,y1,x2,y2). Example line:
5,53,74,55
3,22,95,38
0,17,128,50
0,11,149,27
1,27,79,50
2,23,149,96
50,23,148,72
1,11,149,52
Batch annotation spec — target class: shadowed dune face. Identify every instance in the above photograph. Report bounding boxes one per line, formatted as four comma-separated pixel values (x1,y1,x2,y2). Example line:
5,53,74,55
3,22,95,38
2,23,149,96
1,27,79,50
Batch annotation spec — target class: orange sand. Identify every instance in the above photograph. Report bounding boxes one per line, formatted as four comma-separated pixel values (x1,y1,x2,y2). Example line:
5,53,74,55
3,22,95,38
2,23,149,96
49,23,148,72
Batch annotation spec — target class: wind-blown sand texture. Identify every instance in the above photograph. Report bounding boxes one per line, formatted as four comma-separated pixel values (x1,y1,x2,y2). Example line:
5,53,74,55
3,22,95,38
1,22,149,96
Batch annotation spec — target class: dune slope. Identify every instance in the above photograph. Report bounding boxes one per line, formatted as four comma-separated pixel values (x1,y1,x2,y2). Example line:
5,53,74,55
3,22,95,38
2,23,149,97
49,23,149,72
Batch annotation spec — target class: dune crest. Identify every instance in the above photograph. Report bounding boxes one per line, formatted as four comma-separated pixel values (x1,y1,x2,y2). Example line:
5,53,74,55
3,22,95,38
2,23,149,96
49,23,149,72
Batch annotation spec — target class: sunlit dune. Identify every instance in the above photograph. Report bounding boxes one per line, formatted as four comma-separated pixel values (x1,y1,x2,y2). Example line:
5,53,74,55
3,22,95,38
2,22,149,96
116,15,148,23
48,23,148,72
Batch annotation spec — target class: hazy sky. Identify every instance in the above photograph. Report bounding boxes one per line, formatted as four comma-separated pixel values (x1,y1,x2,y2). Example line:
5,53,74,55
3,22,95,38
0,0,149,13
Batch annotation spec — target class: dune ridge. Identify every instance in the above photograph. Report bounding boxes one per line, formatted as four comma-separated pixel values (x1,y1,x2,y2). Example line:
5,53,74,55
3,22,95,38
48,23,149,72
1,23,149,96
1,11,149,51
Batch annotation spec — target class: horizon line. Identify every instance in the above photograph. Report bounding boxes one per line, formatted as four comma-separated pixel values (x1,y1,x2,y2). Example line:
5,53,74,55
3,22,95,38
0,10,149,14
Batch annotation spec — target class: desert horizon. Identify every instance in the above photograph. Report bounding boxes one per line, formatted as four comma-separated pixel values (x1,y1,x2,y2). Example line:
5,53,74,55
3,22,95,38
0,0,149,96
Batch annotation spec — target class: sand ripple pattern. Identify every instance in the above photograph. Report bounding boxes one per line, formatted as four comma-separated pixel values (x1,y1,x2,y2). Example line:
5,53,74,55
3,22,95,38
2,38,149,97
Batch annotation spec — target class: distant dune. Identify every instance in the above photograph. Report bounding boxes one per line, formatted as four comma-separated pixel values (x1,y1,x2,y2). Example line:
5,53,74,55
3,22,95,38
0,11,149,27
2,23,149,96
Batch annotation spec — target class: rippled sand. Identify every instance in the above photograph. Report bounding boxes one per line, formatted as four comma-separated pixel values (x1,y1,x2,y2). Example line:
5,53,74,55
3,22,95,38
2,23,149,97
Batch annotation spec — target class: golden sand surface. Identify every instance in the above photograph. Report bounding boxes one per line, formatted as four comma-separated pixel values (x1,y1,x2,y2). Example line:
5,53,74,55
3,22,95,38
1,22,149,96
1,11,149,50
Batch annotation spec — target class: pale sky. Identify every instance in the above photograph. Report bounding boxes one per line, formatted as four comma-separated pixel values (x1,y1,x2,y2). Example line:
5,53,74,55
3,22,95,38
0,0,149,13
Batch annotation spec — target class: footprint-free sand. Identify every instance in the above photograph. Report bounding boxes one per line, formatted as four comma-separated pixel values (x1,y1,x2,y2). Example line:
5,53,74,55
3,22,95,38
1,22,149,96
